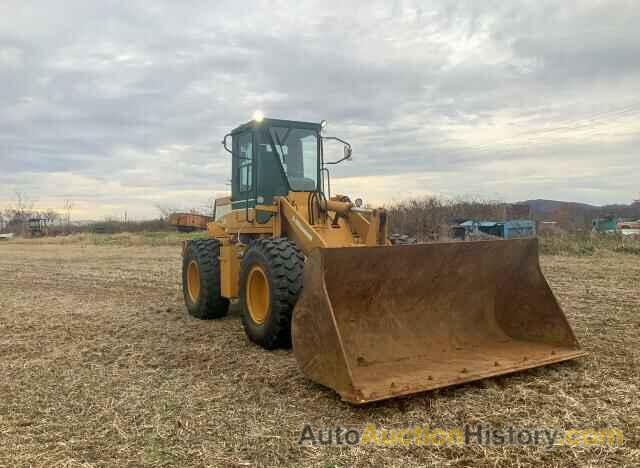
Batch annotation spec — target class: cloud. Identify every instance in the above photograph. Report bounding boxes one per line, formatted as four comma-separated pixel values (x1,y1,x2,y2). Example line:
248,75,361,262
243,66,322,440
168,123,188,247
1,0,639,219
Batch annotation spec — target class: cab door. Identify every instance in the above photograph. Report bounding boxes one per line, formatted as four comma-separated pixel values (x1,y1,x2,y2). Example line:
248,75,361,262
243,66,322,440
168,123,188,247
231,130,255,210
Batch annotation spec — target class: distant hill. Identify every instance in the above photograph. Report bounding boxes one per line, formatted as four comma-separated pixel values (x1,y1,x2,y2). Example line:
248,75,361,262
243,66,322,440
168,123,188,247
519,199,640,226
521,199,599,217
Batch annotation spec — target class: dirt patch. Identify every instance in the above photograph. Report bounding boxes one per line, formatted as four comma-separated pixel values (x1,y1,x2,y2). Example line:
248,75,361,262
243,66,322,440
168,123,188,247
0,240,638,467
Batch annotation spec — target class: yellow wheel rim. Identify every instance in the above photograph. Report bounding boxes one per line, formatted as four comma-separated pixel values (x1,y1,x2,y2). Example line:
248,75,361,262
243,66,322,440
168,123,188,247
247,265,270,325
187,260,201,303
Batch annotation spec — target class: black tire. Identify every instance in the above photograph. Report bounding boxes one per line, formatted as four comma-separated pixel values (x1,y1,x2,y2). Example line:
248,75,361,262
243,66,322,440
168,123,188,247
239,238,304,349
182,239,229,319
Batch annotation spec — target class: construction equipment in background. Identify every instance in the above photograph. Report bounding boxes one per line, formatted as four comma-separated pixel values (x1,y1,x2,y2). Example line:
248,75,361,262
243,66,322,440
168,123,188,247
168,212,214,232
388,233,417,244
617,219,640,237
457,219,536,240
27,218,48,237
592,216,618,234
180,116,585,404
169,198,231,232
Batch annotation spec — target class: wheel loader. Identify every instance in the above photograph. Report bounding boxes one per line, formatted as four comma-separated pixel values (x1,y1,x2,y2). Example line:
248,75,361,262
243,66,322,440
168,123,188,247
181,116,585,404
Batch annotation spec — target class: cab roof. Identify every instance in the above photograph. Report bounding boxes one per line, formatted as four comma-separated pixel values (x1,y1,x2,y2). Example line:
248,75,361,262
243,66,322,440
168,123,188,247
230,118,321,135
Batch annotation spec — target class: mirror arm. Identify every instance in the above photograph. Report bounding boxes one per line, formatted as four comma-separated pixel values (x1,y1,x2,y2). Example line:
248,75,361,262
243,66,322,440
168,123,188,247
325,155,350,165
221,133,233,154
321,136,352,165
322,136,350,146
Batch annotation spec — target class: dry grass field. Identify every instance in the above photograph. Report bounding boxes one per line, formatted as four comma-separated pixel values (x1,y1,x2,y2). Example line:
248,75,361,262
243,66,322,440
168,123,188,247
0,235,638,467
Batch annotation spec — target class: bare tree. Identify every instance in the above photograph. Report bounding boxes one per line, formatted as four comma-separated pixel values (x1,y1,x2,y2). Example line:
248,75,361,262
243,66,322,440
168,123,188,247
63,200,74,232
3,191,35,235
44,209,61,226
14,191,34,211
9,191,34,219
386,195,504,241
155,204,177,220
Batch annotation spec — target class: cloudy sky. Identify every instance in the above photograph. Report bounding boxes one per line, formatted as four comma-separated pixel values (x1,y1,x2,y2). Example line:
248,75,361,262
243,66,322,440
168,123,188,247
1,0,639,219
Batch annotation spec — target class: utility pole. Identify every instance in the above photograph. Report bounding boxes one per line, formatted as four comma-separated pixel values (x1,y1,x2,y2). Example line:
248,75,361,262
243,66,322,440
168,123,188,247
63,200,74,234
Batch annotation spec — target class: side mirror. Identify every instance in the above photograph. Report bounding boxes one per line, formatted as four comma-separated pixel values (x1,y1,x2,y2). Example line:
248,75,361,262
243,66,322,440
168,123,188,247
344,144,352,160
323,136,353,165
222,134,232,154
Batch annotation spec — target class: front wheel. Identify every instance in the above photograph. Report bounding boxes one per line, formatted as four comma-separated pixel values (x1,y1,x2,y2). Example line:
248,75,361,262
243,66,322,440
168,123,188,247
182,239,229,319
239,238,304,349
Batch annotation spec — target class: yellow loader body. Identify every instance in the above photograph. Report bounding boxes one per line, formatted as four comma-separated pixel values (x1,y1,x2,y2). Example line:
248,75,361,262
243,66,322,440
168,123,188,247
184,117,584,404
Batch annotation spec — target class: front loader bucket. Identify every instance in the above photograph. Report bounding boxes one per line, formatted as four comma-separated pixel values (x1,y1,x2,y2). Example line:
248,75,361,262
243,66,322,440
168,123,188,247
292,239,585,404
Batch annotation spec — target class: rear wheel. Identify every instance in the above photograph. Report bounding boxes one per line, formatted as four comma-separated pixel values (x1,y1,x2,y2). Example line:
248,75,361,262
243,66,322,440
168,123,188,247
239,238,304,349
182,239,229,319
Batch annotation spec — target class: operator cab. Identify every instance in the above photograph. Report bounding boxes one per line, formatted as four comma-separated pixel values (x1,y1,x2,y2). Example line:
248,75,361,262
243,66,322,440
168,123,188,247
222,117,351,214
